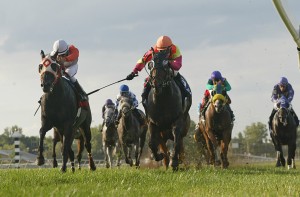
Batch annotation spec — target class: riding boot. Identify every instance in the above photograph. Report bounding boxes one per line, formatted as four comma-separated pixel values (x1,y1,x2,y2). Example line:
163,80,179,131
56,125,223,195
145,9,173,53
291,108,299,127
227,104,235,121
269,109,277,132
134,108,145,126
115,111,122,126
174,73,192,113
73,80,88,101
141,82,151,117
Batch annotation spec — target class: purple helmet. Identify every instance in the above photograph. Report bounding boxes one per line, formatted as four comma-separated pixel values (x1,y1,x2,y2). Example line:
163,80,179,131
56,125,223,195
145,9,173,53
211,71,223,80
279,77,288,86
105,99,114,105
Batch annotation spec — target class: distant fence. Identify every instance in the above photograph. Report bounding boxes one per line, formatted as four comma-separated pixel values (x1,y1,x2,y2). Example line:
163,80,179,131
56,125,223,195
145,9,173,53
0,158,107,169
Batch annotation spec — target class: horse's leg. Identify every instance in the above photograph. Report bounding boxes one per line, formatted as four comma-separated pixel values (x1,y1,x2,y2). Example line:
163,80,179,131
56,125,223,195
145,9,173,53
159,140,170,169
68,146,75,173
287,141,296,169
206,128,221,167
171,118,185,171
135,127,147,168
202,129,216,166
220,129,232,169
148,123,165,162
37,125,51,166
52,131,59,168
61,132,72,173
76,136,84,170
82,125,96,171
116,142,122,167
108,145,114,168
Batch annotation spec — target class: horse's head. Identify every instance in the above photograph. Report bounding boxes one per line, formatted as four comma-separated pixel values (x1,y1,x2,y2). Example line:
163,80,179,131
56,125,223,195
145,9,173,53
212,93,226,113
276,96,290,126
104,106,116,128
120,97,133,118
147,48,174,94
38,50,61,93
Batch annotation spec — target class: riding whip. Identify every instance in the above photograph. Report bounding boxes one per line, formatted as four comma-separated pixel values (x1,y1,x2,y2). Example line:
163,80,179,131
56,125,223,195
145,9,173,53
87,78,128,95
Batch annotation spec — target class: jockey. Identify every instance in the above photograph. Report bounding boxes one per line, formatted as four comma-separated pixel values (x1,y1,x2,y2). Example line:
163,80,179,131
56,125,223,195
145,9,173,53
115,84,145,125
200,70,235,121
125,35,192,116
50,39,87,101
100,99,117,132
268,77,299,131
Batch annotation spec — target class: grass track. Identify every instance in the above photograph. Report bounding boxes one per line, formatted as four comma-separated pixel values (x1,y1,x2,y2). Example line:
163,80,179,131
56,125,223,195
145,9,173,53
0,163,300,197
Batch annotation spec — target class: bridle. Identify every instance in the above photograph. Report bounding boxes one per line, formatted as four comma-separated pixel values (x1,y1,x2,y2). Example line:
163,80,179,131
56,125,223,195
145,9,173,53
146,48,174,93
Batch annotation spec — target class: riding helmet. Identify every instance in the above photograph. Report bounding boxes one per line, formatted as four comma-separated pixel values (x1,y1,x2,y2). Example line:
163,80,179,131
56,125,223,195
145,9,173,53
211,71,223,81
120,84,129,92
156,35,173,50
51,39,69,56
279,77,288,86
105,99,114,105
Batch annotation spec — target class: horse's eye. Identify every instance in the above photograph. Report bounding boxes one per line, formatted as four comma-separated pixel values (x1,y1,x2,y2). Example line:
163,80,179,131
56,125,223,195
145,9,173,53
38,64,43,73
50,63,58,72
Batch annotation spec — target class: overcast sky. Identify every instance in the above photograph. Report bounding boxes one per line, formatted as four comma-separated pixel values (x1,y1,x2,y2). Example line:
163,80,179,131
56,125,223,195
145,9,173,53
1,0,300,138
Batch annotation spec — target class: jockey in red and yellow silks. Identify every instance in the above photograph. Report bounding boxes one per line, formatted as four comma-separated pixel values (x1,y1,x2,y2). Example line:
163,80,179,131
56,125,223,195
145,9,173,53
125,35,192,117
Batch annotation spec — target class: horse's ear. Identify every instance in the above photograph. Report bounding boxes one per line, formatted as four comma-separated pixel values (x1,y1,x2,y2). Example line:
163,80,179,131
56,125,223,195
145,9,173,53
150,47,155,53
40,50,45,59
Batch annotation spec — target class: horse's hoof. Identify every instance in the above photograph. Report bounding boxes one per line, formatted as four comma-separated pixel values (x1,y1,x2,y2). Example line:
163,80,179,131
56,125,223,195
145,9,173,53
106,163,110,168
78,165,81,170
172,166,179,172
215,160,221,167
89,156,96,171
60,167,67,173
36,156,45,166
155,153,164,161
53,160,58,168
71,167,75,173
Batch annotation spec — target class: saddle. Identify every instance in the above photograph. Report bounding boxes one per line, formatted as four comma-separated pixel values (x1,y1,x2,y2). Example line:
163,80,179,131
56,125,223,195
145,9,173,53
63,77,89,108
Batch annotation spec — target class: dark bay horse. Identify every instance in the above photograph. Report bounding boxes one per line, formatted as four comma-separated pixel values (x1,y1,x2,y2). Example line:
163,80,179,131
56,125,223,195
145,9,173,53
102,106,121,168
271,96,297,169
146,48,191,171
37,51,96,172
200,88,233,169
117,97,147,167
52,128,85,169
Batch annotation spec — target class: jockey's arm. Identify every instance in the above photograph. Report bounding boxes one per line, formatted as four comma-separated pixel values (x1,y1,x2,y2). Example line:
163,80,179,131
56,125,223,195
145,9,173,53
223,79,231,91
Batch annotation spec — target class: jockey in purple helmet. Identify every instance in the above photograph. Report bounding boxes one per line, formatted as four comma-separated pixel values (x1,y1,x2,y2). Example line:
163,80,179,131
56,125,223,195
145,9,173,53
268,77,299,132
200,70,235,121
100,99,117,132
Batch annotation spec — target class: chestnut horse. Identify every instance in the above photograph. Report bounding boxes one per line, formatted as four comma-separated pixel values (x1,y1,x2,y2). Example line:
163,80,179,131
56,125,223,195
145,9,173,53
200,86,233,169
117,97,147,167
146,48,191,171
271,96,297,169
37,51,96,172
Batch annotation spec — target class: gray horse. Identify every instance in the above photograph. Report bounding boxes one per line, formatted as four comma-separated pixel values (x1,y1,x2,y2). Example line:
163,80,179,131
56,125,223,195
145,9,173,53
117,97,147,168
102,106,121,168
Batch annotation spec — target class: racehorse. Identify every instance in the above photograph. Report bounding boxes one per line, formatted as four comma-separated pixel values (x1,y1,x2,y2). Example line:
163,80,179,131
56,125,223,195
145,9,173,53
271,96,297,169
36,51,96,172
102,105,121,168
52,128,85,169
200,84,233,169
117,97,147,168
146,48,191,171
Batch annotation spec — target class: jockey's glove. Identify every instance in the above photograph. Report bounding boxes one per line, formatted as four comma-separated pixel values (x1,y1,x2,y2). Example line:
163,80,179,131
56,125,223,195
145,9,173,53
126,72,136,80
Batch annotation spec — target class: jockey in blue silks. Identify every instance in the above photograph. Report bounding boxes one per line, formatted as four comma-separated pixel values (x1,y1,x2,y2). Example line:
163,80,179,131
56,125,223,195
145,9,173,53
115,84,145,125
268,77,299,132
